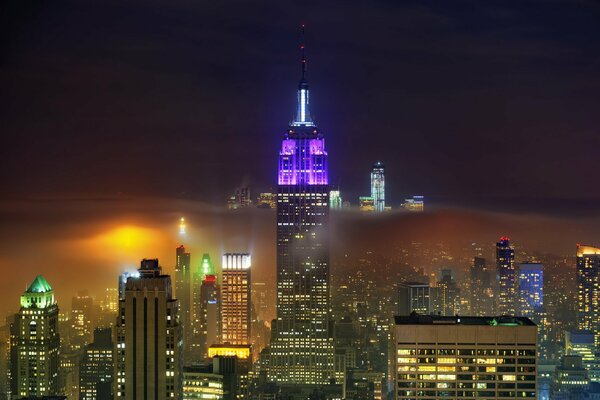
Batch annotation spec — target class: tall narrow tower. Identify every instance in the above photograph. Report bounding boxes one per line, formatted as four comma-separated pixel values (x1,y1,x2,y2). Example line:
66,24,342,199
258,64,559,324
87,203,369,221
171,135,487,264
371,161,385,212
496,237,517,315
269,29,335,385
221,253,251,345
175,245,192,357
576,244,600,345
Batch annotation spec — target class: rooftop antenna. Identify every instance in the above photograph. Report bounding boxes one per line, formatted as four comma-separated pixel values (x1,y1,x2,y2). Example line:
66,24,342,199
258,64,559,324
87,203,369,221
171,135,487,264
300,24,307,81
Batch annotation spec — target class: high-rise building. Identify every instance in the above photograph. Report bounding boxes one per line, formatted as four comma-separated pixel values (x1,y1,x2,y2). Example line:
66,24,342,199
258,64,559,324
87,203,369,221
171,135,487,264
198,274,220,360
176,245,192,357
192,254,215,362
118,271,140,300
269,38,335,385
257,192,277,209
551,355,590,400
565,330,596,367
114,259,182,399
394,314,537,400
71,290,94,351
402,196,424,212
397,282,431,315
371,162,385,212
576,244,600,345
10,275,60,398
433,269,460,316
518,262,544,317
221,253,251,345
102,287,119,314
329,189,342,209
79,327,113,400
182,364,224,400
496,237,517,315
469,257,494,316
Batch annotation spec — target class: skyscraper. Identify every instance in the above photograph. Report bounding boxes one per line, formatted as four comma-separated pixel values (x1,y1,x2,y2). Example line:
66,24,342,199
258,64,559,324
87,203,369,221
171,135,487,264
496,236,517,315
269,35,335,385
114,259,182,399
10,275,60,398
433,269,460,316
198,274,220,360
371,161,385,212
71,290,94,351
79,328,113,400
397,282,431,315
469,257,494,316
576,244,600,345
221,253,251,345
518,261,544,317
176,245,192,357
192,253,215,362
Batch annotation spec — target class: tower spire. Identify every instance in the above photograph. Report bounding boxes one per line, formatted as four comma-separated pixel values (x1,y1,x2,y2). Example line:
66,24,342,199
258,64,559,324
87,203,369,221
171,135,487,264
292,24,314,127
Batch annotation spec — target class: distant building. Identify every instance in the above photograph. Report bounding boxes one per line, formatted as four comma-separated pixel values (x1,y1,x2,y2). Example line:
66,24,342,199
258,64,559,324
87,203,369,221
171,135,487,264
434,269,460,316
577,245,600,345
182,364,224,400
176,245,193,357
329,189,342,209
221,253,251,345
470,257,494,316
565,330,596,367
10,275,60,398
114,259,181,398
371,162,385,212
551,355,590,400
198,274,220,361
256,192,276,209
397,282,431,315
518,262,544,316
402,195,424,212
394,314,537,400
71,290,94,351
79,328,113,400
496,237,517,315
228,187,252,209
192,253,215,362
359,196,375,212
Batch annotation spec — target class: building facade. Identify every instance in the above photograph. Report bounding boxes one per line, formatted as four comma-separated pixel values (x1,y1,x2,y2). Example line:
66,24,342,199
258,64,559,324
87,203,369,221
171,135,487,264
518,262,544,317
397,282,431,316
199,274,220,360
394,314,537,400
175,245,192,357
576,245,600,345
268,45,335,385
79,328,113,400
221,253,251,345
496,237,517,315
10,275,60,399
371,162,385,212
114,259,182,399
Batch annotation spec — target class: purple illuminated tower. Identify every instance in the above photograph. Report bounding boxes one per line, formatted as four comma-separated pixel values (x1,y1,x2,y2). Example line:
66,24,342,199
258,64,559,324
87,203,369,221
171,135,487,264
268,31,335,385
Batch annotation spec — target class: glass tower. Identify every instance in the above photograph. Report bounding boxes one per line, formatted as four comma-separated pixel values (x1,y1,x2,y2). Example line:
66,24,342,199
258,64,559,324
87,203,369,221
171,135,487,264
371,161,385,212
496,236,517,315
269,43,335,385
518,262,544,317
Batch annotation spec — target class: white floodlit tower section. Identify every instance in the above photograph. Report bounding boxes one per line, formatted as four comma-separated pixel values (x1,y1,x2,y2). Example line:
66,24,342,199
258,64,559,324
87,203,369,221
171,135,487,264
371,161,385,212
221,253,251,345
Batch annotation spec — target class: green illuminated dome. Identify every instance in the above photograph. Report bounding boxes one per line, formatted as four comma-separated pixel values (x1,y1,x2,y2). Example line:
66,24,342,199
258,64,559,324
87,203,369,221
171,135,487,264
21,275,55,309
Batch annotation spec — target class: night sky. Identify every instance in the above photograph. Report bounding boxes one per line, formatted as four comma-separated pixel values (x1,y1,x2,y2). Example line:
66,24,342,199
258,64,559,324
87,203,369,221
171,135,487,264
1,0,600,316
3,0,600,207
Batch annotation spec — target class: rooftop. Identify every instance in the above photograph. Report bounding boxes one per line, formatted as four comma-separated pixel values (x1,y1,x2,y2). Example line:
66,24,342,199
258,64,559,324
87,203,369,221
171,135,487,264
395,314,535,326
26,275,53,293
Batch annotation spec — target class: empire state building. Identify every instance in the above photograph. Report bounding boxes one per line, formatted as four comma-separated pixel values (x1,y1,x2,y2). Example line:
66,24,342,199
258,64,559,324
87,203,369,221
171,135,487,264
268,40,335,385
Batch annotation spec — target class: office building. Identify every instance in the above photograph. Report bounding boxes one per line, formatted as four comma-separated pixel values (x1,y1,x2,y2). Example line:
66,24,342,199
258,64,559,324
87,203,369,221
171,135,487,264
470,257,494,316
577,245,600,345
371,162,385,212
268,40,335,385
10,275,60,398
565,330,596,367
257,192,276,209
192,254,216,362
114,259,181,399
176,245,193,356
79,328,113,400
518,262,544,317
551,355,590,400
71,290,94,351
329,189,342,209
198,274,220,360
434,269,460,316
182,364,224,400
496,237,517,315
397,282,431,315
221,253,251,345
402,196,424,212
394,314,537,400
